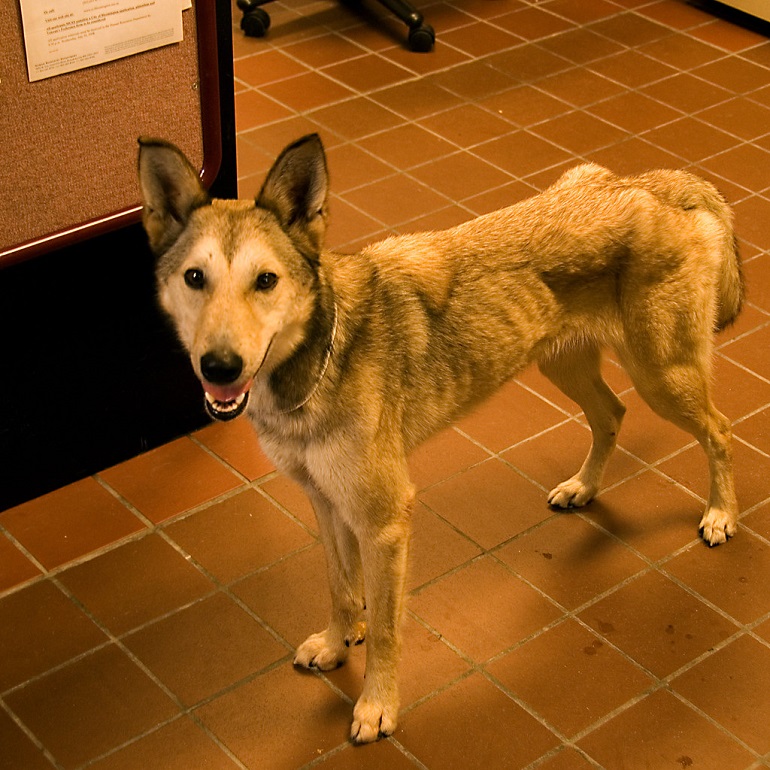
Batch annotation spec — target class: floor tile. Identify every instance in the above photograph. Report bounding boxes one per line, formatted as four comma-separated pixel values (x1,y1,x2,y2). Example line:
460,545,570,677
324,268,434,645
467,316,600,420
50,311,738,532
397,673,559,769
475,129,574,177
234,89,293,132
418,102,514,147
0,477,143,570
0,709,54,770
409,556,562,662
259,473,318,533
284,33,367,69
672,634,770,754
313,739,420,768
664,530,770,625
57,532,214,636
488,618,654,737
98,437,243,524
642,72,733,113
587,91,682,134
457,380,567,453
0,534,41,594
408,501,481,590
439,20,523,57
577,689,754,769
408,426,489,491
233,48,308,88
419,458,552,549
123,592,287,706
325,142,394,191
639,31,724,69
588,48,677,88
232,544,329,649
357,123,455,168
694,55,770,93
0,580,107,692
538,27,623,65
586,473,702,559
496,514,647,610
494,5,573,40
195,665,351,769
707,142,770,197
614,388,694,463
322,53,413,92
503,420,644,496
531,109,628,154
6,645,179,770
193,417,276,481
341,173,450,224
323,614,471,709
658,438,770,514
487,44,572,83
696,96,770,141
163,488,314,584
479,84,572,128
259,71,356,112
578,570,739,678
536,67,625,108
86,716,241,770
743,499,770,541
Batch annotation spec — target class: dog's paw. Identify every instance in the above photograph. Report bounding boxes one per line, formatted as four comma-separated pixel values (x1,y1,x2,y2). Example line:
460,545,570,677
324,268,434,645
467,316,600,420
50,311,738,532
351,696,397,744
699,507,737,547
294,630,347,671
548,477,596,509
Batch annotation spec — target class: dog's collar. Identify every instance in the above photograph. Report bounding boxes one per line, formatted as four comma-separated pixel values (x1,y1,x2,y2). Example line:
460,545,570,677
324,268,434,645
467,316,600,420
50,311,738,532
279,299,338,414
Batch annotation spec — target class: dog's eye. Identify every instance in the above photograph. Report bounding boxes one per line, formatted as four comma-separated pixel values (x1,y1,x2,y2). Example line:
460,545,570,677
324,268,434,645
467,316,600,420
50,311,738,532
184,268,206,290
256,272,278,291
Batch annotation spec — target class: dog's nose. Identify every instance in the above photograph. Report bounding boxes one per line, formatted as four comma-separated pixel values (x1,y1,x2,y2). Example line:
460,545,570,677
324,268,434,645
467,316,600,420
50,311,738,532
200,350,244,384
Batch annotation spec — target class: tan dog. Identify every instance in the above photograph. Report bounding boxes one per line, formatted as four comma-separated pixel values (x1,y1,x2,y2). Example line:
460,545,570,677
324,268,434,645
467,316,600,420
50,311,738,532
138,134,743,742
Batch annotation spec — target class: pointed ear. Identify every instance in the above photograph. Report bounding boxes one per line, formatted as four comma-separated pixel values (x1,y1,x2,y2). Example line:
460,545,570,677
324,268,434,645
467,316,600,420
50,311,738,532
137,137,210,254
256,134,328,258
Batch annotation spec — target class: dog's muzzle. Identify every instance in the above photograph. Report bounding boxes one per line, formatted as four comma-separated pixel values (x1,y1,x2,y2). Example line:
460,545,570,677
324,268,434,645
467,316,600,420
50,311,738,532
200,350,251,421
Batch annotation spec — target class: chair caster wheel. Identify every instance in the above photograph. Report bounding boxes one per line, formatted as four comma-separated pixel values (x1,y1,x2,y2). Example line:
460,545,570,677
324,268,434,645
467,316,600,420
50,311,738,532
408,23,435,52
237,0,271,37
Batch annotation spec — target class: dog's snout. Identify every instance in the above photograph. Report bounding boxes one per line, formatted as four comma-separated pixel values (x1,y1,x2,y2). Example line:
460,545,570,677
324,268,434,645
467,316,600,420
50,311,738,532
200,350,244,384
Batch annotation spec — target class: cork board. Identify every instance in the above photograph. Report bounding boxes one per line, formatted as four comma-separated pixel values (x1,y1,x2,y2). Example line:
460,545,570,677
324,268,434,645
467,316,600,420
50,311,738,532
0,0,222,266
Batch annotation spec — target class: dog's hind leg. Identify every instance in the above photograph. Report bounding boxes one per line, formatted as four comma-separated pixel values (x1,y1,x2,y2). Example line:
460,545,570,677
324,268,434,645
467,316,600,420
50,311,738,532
294,488,366,671
539,344,626,508
619,351,737,546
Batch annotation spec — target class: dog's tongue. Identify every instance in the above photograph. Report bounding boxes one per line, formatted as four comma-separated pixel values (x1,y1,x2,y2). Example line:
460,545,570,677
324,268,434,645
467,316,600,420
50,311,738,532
204,380,253,403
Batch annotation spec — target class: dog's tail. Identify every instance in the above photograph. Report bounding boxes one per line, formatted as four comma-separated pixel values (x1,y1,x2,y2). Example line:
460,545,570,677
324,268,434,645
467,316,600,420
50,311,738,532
636,170,745,331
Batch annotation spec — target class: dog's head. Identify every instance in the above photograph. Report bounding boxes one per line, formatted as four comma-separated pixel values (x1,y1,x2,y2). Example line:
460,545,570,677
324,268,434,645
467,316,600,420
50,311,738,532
137,134,329,420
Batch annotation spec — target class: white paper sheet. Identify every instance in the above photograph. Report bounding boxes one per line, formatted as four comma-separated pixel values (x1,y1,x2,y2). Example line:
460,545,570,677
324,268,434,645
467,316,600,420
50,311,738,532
18,0,184,82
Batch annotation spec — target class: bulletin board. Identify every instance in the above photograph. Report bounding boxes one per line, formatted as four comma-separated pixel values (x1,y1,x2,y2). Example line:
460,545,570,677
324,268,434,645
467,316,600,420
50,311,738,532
0,0,223,267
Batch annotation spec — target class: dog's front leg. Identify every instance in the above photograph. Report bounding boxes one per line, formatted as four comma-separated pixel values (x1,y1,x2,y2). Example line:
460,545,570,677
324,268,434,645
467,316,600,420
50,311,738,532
294,490,365,671
349,488,413,744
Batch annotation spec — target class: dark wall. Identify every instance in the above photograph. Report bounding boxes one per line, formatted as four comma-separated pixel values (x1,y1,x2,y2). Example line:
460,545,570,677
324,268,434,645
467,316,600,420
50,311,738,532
0,3,236,511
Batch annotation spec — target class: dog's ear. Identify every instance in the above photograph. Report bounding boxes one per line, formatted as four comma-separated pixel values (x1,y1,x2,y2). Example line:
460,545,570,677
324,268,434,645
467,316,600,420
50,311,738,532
257,134,328,259
137,137,210,255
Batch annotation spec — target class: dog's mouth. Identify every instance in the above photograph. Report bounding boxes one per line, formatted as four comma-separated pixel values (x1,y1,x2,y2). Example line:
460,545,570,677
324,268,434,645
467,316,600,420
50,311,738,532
203,381,252,422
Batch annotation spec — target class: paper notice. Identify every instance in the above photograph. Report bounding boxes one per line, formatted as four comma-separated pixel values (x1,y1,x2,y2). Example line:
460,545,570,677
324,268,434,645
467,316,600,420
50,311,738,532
19,0,184,82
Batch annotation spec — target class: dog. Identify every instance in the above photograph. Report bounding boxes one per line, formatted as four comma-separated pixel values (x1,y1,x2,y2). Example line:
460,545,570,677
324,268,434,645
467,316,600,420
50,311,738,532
137,134,743,743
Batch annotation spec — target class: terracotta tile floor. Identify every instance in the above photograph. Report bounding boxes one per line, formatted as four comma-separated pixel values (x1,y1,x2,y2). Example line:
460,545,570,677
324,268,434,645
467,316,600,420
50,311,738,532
3,1,770,767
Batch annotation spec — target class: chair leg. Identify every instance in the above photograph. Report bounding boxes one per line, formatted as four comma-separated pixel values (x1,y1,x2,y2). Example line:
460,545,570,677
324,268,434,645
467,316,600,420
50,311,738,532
237,0,272,37
372,0,435,51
